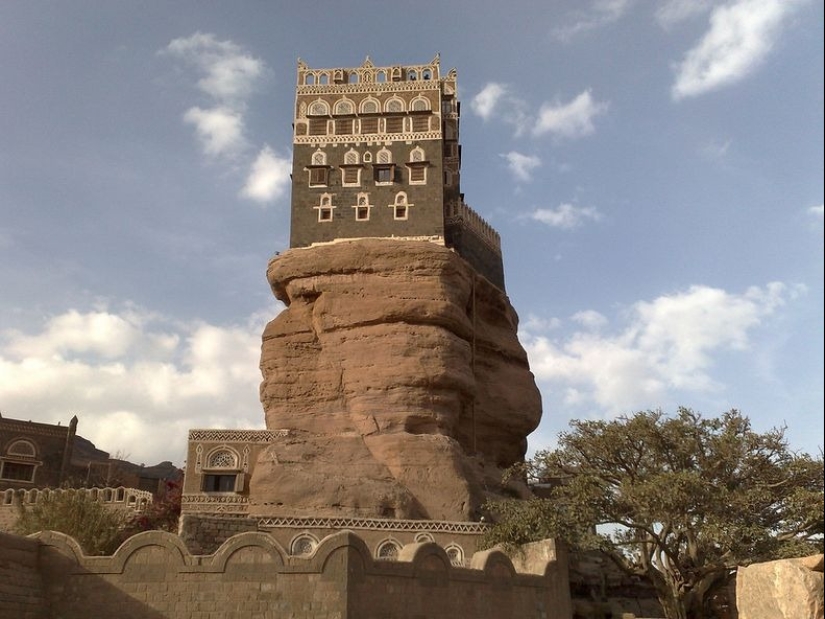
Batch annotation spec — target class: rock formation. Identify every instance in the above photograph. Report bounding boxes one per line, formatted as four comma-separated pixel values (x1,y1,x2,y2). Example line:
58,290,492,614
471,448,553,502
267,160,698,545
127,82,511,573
248,239,542,521
736,554,824,619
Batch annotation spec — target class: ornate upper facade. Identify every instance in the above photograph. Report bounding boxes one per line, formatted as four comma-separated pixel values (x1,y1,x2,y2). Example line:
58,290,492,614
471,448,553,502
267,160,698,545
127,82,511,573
289,55,505,290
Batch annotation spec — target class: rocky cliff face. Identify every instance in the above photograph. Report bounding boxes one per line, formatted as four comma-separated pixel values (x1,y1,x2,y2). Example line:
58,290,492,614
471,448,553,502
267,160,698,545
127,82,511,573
248,239,542,521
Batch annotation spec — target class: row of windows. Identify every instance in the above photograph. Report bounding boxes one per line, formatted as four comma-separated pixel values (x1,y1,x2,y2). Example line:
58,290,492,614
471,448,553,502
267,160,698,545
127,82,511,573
306,95,433,117
301,66,435,86
311,146,426,167
313,192,412,222
308,164,427,188
299,115,434,137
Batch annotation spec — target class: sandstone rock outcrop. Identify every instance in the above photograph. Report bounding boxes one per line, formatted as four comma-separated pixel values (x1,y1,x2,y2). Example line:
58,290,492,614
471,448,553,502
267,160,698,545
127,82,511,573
736,554,824,619
248,239,542,521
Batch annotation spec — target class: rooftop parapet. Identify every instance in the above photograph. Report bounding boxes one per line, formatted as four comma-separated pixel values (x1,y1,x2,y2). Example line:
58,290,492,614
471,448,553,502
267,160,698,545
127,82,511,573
296,54,454,89
445,200,502,253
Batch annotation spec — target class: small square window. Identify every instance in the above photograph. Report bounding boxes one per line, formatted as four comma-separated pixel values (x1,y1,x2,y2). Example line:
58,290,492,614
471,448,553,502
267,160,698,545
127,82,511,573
342,167,360,185
360,118,378,134
394,205,408,220
309,168,328,187
318,207,333,221
375,166,394,184
409,166,426,183
385,117,404,133
309,119,327,135
356,206,370,221
334,119,353,135
202,474,237,493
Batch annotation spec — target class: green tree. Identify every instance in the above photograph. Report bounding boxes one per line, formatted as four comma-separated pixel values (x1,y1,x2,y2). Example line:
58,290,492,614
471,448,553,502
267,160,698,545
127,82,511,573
15,488,130,555
482,408,824,619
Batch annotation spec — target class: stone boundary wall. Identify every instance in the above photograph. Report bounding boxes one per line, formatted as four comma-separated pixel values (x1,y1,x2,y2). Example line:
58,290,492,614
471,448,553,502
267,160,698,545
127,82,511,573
7,528,572,619
0,532,48,619
0,486,153,533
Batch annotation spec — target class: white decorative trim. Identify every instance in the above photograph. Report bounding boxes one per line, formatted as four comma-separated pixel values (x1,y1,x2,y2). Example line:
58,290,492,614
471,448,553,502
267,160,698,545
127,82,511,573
256,516,487,534
188,429,283,443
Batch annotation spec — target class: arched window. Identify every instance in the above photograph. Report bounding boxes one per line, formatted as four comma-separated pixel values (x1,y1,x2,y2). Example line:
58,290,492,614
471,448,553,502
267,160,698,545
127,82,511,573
408,70,417,81
409,147,425,163
308,100,329,116
376,148,392,164
315,193,336,222
411,97,431,112
385,97,405,113
376,539,401,561
391,193,410,220
208,450,238,469
7,440,36,457
333,99,354,115
344,150,359,165
445,544,464,567
305,74,315,85
376,70,387,83
353,193,371,221
360,98,380,114
311,150,327,166
414,532,434,544
202,447,241,493
347,72,358,84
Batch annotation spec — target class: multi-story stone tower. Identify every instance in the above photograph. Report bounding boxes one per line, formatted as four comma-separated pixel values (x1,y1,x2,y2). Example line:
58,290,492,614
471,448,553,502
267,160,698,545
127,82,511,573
290,55,505,290
182,55,542,537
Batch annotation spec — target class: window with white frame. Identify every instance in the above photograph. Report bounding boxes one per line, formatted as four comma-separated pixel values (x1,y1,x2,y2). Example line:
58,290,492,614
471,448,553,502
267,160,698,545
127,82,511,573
315,194,335,222
391,192,411,220
308,151,329,186
353,194,371,221
385,97,405,113
360,98,380,114
0,439,39,483
374,148,395,185
341,150,362,186
308,100,329,116
333,99,354,115
407,147,428,184
201,447,242,493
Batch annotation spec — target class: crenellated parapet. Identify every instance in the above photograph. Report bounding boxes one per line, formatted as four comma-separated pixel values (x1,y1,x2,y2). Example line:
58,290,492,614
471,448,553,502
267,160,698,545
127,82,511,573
446,200,502,252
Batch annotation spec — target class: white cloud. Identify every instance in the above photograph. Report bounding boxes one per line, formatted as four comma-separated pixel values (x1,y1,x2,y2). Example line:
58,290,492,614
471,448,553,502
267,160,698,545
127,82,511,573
572,310,608,330
470,83,531,135
164,32,264,104
533,90,609,139
672,0,799,100
471,83,508,121
183,106,245,157
502,151,541,182
655,0,714,29
240,145,292,203
0,305,277,466
530,203,602,229
809,204,824,219
553,0,634,42
521,282,795,414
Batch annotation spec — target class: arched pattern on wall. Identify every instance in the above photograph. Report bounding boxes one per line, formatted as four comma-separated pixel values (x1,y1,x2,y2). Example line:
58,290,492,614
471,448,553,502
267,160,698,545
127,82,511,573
375,538,401,561
308,99,329,116
384,97,405,113
360,97,380,114
410,96,431,112
333,98,354,115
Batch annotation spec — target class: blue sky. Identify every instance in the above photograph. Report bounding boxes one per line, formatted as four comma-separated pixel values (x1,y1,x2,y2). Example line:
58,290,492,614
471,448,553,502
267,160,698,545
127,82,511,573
1,0,822,467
